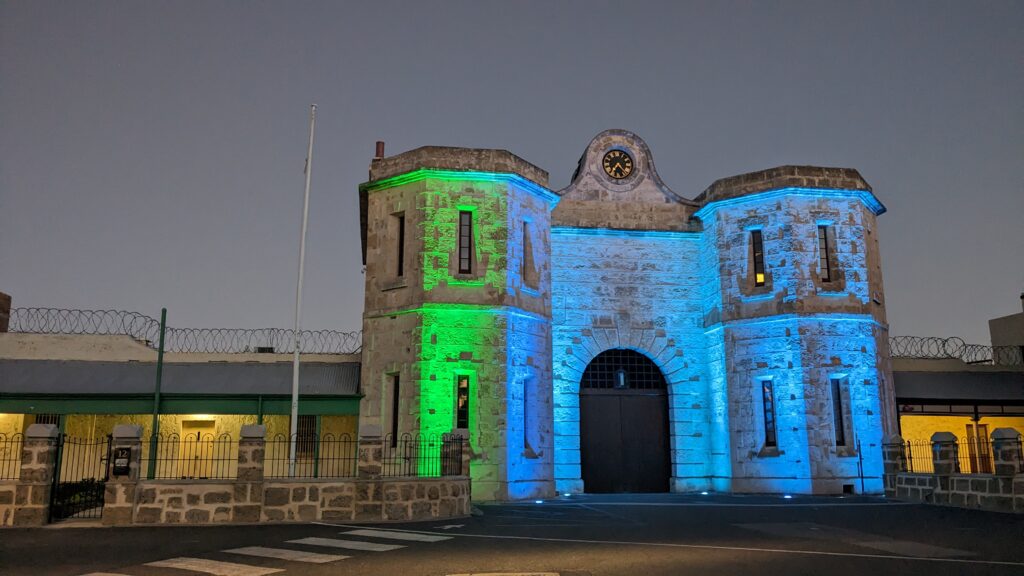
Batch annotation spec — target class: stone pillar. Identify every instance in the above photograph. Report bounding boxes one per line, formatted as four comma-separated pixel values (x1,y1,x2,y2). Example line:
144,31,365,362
991,428,1022,476
14,424,58,526
103,424,142,526
232,424,265,523
930,431,959,501
358,425,383,479
881,434,905,497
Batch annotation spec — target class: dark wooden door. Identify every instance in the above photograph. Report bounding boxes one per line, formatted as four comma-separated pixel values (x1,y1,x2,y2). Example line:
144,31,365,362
580,388,670,493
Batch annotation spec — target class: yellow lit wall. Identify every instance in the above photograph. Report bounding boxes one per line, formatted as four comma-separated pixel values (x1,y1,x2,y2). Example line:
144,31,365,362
900,414,1024,442
263,415,291,440
322,415,357,438
0,414,24,437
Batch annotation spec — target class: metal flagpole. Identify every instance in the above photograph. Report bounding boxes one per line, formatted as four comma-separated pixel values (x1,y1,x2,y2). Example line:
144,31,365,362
290,104,316,476
148,308,167,479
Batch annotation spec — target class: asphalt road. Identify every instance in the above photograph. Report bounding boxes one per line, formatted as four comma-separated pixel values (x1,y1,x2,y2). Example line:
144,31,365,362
2,494,1023,576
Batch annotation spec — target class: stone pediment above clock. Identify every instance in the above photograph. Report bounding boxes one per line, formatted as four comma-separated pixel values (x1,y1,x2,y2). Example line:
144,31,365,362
553,129,699,231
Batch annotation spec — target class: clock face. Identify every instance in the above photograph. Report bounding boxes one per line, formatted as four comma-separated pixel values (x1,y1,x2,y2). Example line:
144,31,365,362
602,149,634,179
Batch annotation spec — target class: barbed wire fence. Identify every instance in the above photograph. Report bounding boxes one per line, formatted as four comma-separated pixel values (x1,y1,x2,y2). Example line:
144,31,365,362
8,308,1021,365
887,335,1022,365
8,308,361,355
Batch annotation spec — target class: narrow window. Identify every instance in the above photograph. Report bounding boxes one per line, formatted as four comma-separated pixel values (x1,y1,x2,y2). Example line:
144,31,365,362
396,214,405,277
458,211,473,274
751,230,766,286
390,374,400,447
830,378,846,446
522,221,530,284
523,378,533,450
296,415,316,457
456,375,470,429
761,379,777,448
818,225,832,283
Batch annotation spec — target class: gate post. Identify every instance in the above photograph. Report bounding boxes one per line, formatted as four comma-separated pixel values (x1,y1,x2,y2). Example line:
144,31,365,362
991,428,1022,476
14,424,59,526
233,424,265,523
358,425,383,479
930,431,959,503
103,425,142,526
881,434,905,498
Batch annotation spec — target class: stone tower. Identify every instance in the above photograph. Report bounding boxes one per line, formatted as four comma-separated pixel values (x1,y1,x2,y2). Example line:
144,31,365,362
358,146,558,501
696,167,895,494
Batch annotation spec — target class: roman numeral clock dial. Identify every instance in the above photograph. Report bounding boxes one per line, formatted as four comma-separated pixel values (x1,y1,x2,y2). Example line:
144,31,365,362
602,149,634,179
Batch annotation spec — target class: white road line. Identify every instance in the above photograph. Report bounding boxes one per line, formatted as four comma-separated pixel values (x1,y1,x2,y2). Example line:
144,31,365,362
448,569,561,573
343,528,453,542
224,546,349,563
79,573,130,576
311,522,1024,567
525,501,917,508
287,537,405,552
145,557,283,576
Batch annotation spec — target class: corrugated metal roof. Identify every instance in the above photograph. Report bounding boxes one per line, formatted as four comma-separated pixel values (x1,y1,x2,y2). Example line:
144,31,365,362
0,360,359,396
894,370,1024,401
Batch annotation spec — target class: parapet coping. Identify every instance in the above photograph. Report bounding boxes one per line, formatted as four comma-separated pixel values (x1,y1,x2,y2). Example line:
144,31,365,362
360,168,560,206
551,226,701,240
694,187,887,219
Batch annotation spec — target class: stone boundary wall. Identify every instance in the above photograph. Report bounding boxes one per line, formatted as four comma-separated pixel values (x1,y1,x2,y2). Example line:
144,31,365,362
0,480,15,526
884,428,1024,513
118,476,470,525
1,424,471,527
262,477,470,523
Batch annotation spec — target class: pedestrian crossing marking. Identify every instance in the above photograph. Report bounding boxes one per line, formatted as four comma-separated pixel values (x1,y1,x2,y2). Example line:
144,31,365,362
146,557,283,576
288,536,405,552
224,546,349,563
343,528,453,542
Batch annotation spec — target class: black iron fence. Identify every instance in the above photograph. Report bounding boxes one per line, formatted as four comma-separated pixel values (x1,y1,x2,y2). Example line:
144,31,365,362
382,433,464,478
0,433,22,480
264,434,358,479
9,307,362,354
1015,435,1024,474
144,433,237,480
888,336,1023,366
50,435,110,521
895,440,935,474
894,436,1024,475
956,436,995,474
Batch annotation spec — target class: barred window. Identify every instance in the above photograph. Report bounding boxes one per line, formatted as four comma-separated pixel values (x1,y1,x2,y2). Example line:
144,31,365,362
818,225,832,283
296,415,316,457
580,349,667,390
456,375,470,429
761,380,777,448
831,377,846,447
33,414,61,426
396,213,405,278
458,211,473,274
751,230,766,287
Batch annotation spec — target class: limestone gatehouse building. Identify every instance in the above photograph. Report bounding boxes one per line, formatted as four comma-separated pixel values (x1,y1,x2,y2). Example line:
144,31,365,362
357,129,896,501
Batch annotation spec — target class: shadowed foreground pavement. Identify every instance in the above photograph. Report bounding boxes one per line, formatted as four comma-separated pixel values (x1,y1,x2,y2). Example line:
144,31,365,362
2,494,1023,576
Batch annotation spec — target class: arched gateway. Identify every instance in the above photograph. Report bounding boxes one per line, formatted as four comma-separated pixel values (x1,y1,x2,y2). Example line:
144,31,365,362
580,349,671,493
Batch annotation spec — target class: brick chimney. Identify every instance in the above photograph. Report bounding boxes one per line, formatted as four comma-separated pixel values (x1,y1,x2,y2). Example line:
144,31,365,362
0,291,10,332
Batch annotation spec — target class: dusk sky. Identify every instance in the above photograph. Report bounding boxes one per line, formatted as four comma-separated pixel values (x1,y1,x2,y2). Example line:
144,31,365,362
1,1,1021,345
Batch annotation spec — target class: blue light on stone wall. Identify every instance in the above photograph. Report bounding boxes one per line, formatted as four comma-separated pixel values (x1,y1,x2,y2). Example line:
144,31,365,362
548,183,889,495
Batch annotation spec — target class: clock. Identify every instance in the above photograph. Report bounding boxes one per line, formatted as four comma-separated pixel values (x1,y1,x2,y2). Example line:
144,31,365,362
602,149,634,179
